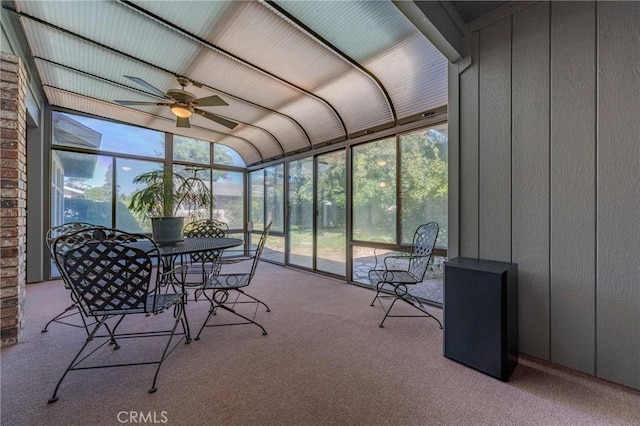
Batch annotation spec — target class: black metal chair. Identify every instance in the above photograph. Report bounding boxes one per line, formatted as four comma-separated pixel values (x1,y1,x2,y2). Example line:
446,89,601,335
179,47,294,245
369,222,443,329
48,227,189,403
183,219,229,288
195,222,272,339
42,222,105,334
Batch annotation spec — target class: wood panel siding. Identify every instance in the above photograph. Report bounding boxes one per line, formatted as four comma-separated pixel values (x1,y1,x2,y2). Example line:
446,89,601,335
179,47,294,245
595,1,640,390
453,0,638,389
549,0,596,375
511,1,551,361
478,17,512,262
459,32,480,258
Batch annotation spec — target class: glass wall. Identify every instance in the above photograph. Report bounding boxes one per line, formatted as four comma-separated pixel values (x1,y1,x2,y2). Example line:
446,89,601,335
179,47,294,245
316,150,346,276
174,135,210,164
50,151,113,228
288,158,313,269
116,158,163,232
350,122,448,304
212,170,244,230
52,111,164,157
49,111,245,278
250,170,264,231
352,137,397,243
400,124,448,248
50,109,447,303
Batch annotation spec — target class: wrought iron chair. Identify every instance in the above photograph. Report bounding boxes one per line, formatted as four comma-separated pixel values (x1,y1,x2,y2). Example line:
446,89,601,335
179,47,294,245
183,219,229,288
195,222,272,339
42,222,105,334
48,227,189,403
368,222,443,329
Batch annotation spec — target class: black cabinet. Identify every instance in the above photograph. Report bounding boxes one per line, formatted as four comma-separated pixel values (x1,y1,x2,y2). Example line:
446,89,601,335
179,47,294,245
443,257,518,381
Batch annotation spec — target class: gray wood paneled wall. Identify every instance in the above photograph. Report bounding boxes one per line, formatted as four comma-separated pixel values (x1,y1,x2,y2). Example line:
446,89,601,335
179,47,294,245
450,1,639,390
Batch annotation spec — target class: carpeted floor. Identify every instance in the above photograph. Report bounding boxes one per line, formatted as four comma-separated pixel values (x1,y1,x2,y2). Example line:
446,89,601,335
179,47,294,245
1,262,639,426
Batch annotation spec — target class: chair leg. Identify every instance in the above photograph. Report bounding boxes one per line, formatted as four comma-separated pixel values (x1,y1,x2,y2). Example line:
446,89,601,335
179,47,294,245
48,319,105,403
195,289,268,339
370,281,385,307
379,294,443,329
149,304,188,393
42,302,96,334
235,289,271,312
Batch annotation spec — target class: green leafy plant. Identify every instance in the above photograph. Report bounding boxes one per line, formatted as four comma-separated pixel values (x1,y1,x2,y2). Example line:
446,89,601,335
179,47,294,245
128,168,214,219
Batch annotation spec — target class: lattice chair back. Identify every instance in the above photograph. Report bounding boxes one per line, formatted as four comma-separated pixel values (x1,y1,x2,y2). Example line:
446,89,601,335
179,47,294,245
408,222,439,281
183,219,229,264
42,222,107,334
53,228,163,316
46,222,104,259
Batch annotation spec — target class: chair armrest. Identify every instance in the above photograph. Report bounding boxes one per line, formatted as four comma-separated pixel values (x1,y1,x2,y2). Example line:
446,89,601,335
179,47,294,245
382,254,430,271
156,264,190,292
382,254,411,271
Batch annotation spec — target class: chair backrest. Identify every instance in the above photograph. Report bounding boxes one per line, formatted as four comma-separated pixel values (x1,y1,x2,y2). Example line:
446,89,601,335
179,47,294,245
46,222,104,258
183,219,229,264
53,228,162,316
183,219,229,238
248,222,272,280
408,222,439,281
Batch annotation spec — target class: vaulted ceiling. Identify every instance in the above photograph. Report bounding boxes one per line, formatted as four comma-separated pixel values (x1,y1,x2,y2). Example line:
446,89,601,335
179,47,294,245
8,0,450,166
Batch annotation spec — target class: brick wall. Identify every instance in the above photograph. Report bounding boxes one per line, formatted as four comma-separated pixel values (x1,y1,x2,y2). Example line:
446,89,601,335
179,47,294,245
0,52,27,346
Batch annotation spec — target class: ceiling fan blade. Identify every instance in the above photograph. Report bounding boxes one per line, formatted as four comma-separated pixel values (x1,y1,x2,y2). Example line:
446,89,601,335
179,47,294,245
115,100,169,106
176,117,191,128
124,75,167,98
195,109,238,129
192,95,228,107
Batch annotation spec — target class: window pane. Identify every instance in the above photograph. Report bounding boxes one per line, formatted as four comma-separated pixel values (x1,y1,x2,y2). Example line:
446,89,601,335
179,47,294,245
265,164,284,232
263,235,284,264
173,135,210,164
352,137,396,242
250,170,264,231
213,170,244,229
116,159,163,233
214,143,245,167
400,124,448,247
173,165,212,227
51,150,113,228
52,111,164,158
317,150,346,276
288,158,313,269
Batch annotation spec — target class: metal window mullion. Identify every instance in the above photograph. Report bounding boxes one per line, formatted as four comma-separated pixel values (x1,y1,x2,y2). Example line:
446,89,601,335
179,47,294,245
111,156,117,228
396,134,402,245
345,145,353,282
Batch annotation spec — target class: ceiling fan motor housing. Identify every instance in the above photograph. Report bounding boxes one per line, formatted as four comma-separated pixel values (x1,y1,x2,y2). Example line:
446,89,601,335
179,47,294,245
167,88,196,103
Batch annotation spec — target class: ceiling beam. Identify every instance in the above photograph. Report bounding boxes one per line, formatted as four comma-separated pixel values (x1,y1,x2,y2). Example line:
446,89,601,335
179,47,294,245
393,0,467,63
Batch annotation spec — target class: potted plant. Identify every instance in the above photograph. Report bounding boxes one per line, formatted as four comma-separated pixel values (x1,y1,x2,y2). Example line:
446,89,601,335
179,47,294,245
128,168,214,244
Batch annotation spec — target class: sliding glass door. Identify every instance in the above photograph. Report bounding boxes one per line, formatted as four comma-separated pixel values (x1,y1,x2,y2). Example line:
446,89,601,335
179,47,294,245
316,150,346,276
288,158,313,269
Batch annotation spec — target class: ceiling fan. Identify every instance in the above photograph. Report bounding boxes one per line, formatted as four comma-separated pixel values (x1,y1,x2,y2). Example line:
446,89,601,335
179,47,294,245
114,76,238,129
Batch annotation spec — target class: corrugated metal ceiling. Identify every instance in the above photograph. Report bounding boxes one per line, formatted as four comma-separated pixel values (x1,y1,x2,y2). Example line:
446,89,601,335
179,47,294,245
11,0,447,166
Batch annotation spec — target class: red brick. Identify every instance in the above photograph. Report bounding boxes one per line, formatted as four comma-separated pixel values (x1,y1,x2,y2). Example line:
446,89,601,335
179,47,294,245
0,149,18,159
0,306,18,318
0,277,17,288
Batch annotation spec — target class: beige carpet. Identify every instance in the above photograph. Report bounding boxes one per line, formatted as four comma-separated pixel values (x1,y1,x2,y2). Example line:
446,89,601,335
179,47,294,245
1,262,639,426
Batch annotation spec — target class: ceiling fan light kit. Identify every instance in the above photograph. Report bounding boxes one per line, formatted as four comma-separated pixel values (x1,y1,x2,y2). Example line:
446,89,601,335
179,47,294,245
170,104,193,118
